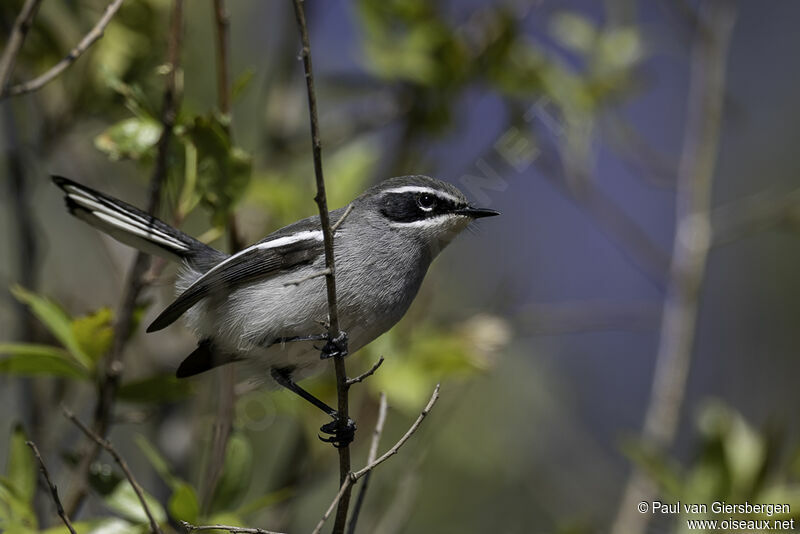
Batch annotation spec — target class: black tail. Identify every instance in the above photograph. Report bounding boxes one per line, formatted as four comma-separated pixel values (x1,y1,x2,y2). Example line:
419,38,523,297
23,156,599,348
52,176,224,265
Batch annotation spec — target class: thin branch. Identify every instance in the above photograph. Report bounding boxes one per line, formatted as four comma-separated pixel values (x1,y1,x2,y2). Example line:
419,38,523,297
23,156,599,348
346,393,388,534
0,0,43,97
181,521,285,534
346,357,385,387
64,0,184,516
291,1,353,532
611,3,736,534
26,441,77,534
331,203,355,233
203,0,240,514
712,186,800,246
5,0,126,98
314,385,440,534
352,384,440,480
311,476,354,534
63,407,163,534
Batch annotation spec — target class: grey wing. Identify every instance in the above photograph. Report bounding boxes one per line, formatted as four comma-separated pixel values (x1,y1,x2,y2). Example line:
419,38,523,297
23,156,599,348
147,235,324,332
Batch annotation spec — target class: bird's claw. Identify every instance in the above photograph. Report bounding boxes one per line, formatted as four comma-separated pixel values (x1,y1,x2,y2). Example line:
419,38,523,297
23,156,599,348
318,416,356,448
319,331,348,360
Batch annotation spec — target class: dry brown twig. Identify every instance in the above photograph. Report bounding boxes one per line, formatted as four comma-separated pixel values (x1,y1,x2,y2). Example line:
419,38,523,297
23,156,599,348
26,440,77,534
63,407,164,534
346,357,385,387
0,0,43,97
346,392,389,534
3,0,126,99
312,385,441,534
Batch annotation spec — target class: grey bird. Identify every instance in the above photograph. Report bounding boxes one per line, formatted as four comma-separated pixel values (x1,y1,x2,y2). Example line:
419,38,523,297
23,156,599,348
53,174,499,444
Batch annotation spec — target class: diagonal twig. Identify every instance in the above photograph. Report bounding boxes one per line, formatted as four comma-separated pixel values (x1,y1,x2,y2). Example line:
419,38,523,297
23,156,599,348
26,440,77,534
63,407,164,534
313,385,440,534
346,393,388,534
181,521,285,534
0,0,43,97
5,0,126,98
346,357,385,387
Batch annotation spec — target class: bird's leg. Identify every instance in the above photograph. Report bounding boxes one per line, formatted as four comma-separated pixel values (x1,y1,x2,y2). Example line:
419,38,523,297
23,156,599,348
269,367,356,448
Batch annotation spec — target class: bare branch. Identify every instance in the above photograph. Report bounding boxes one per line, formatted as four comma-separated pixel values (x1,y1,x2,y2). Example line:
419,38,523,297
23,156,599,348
64,0,184,516
311,476,354,534
346,357,385,387
291,1,353,531
181,521,285,534
331,203,355,233
352,384,440,480
26,441,77,534
63,407,163,534
314,385,440,534
0,0,43,97
611,3,736,534
347,393,388,534
5,0,126,98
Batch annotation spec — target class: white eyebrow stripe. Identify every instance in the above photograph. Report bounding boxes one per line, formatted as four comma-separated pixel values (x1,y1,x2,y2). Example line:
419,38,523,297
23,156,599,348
388,213,465,228
382,186,461,204
194,230,324,280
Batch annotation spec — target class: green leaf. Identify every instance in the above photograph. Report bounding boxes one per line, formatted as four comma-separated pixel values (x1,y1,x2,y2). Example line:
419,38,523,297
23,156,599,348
118,374,193,403
0,344,91,380
231,68,255,101
168,483,199,523
185,115,252,225
10,286,91,368
42,519,110,534
5,425,35,506
134,435,179,490
71,308,114,364
0,479,37,532
211,433,253,512
549,12,597,54
105,481,166,525
95,117,162,161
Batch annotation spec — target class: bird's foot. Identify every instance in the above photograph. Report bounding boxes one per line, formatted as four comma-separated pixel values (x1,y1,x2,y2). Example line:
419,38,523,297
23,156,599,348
319,415,356,448
319,331,348,360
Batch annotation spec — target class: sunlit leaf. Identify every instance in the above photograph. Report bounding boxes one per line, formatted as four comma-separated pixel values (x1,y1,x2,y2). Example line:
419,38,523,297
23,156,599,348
0,479,36,532
0,344,90,380
168,483,199,523
105,481,166,525
5,425,35,506
95,117,162,161
550,12,597,54
10,286,91,368
118,374,193,403
71,308,114,364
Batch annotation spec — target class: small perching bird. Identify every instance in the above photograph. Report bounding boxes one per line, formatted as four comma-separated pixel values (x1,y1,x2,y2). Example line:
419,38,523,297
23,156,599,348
53,174,499,444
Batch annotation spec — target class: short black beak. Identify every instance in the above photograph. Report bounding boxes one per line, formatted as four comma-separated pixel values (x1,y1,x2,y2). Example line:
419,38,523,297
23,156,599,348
454,206,500,219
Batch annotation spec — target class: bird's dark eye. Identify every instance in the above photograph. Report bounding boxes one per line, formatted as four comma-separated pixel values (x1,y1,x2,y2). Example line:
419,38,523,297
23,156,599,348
416,194,436,212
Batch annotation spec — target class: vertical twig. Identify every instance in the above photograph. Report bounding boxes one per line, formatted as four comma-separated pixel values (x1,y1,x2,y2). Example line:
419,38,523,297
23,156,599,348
64,0,184,516
290,1,353,533
0,0,43,96
201,0,240,513
610,3,736,534
63,408,164,534
346,393,388,534
26,441,77,534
